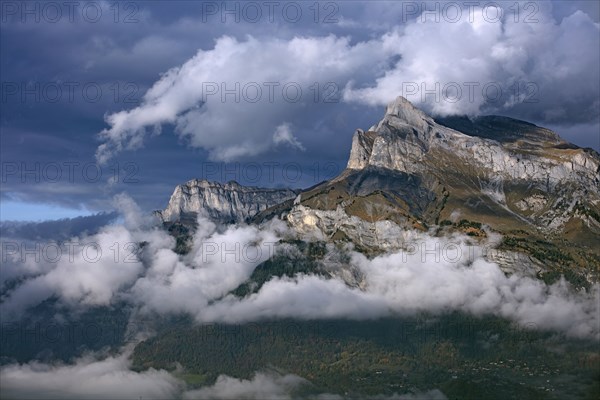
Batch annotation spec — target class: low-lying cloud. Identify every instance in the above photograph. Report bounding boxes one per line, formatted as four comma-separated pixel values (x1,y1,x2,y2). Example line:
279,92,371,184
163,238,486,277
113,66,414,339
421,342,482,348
2,195,598,340
0,350,182,400
197,243,599,339
0,354,448,400
183,372,309,400
183,372,448,400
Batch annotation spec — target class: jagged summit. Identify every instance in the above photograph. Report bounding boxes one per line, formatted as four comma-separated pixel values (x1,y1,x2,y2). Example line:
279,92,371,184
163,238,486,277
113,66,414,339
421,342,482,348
347,97,599,184
376,96,434,130
375,96,562,144
156,179,298,224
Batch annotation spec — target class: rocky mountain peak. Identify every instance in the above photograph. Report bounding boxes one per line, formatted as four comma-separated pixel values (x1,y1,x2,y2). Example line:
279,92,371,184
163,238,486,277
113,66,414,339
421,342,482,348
295,96,600,278
347,129,378,170
366,96,434,140
383,96,433,127
348,97,600,184
157,179,298,224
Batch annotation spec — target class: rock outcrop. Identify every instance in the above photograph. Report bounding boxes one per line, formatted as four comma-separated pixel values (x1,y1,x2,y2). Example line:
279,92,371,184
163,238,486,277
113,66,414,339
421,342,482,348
157,179,298,224
348,97,599,185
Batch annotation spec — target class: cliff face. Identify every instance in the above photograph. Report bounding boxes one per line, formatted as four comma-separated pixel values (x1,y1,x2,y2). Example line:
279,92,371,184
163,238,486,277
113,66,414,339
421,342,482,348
156,179,298,224
338,97,600,231
348,97,598,184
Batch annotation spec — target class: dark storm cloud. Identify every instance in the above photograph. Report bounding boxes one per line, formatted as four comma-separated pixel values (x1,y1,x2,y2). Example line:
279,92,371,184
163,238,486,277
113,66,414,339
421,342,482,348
1,0,379,213
0,211,117,240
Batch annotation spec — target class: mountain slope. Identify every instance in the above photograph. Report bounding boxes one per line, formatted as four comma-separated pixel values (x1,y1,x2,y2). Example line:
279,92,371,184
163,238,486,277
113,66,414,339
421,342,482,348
258,97,600,284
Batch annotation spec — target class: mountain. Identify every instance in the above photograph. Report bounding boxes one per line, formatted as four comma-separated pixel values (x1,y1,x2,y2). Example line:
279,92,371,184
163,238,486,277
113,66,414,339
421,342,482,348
162,97,600,285
156,179,298,224
275,97,599,285
135,98,600,398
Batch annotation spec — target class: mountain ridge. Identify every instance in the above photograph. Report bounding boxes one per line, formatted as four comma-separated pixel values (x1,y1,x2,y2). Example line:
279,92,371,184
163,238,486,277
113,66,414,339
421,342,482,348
156,178,298,224
161,96,600,285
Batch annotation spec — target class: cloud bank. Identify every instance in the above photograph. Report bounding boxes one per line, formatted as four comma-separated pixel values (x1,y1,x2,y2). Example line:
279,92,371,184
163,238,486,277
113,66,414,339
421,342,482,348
2,195,598,340
95,34,387,163
197,242,599,340
96,4,599,163
1,355,447,400
0,350,182,400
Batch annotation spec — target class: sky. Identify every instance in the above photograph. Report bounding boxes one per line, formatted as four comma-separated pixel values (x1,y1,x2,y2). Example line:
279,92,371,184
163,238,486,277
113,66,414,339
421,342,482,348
1,0,599,221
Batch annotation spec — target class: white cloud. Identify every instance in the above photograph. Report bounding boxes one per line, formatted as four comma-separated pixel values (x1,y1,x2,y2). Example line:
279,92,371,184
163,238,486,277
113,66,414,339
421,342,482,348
1,224,146,317
273,123,305,151
96,35,387,164
183,372,308,400
344,5,600,120
353,248,599,339
197,274,389,323
112,192,156,230
0,350,182,400
129,215,284,316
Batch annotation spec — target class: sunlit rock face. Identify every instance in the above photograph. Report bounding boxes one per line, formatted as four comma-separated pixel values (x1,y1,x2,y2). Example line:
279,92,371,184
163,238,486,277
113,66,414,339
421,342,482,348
348,96,599,185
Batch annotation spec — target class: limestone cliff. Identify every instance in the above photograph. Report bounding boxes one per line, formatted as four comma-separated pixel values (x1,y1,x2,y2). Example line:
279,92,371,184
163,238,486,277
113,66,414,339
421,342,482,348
157,179,298,224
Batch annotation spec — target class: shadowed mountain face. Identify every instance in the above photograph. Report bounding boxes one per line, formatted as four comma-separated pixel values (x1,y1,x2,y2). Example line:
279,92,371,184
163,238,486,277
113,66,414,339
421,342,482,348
434,115,564,144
